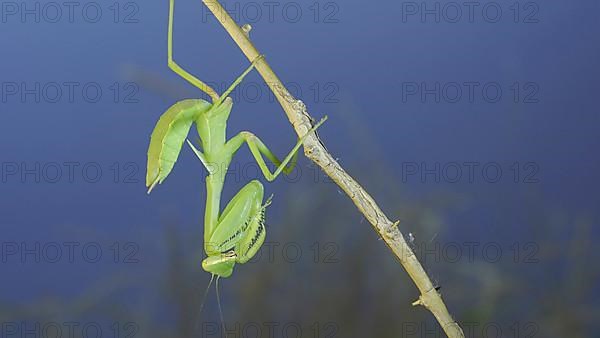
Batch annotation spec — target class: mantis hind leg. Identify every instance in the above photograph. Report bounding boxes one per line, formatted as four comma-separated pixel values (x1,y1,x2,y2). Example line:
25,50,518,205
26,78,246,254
212,54,264,107
168,0,262,105
168,0,219,101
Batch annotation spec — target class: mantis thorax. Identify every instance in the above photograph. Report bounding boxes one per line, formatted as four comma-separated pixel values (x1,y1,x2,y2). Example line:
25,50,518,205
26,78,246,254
195,97,234,158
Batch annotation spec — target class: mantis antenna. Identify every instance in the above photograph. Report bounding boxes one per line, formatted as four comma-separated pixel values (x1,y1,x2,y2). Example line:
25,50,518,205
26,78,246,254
193,274,216,335
216,277,226,338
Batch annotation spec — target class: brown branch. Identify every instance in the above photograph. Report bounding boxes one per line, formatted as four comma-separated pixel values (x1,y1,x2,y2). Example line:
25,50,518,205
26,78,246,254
200,1,465,336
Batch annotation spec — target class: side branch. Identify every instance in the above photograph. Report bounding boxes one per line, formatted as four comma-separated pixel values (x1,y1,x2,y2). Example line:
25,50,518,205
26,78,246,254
200,1,465,337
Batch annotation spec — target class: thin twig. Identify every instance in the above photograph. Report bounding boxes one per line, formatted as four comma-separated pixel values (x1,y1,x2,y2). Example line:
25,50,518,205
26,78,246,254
200,1,465,336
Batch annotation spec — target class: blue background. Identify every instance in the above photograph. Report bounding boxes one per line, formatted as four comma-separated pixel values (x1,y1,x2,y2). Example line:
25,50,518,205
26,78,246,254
1,0,599,337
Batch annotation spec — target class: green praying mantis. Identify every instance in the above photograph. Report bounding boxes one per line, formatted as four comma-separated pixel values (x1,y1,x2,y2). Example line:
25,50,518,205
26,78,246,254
146,0,327,279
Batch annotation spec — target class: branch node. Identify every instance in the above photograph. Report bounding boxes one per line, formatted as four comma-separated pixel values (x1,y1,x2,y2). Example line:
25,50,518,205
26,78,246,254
241,23,252,38
412,298,424,307
382,220,400,241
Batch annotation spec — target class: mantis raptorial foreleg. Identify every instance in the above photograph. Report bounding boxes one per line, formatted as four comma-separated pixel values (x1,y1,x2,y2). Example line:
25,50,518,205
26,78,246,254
202,180,271,277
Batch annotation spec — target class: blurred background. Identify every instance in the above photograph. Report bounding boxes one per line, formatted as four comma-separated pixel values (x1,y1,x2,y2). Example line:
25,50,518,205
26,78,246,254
1,0,599,337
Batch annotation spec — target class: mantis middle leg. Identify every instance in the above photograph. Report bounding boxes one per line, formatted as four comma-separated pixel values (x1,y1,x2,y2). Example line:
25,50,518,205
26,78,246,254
224,117,328,182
